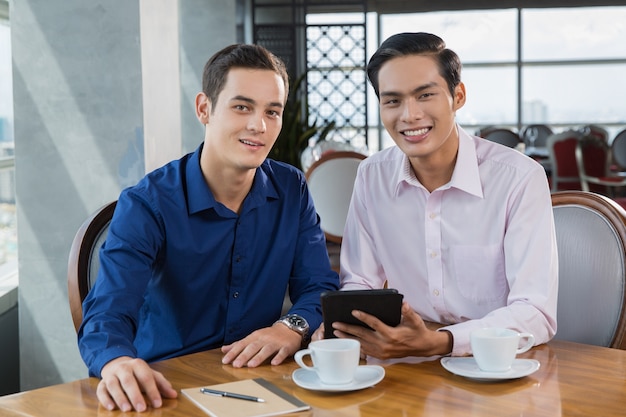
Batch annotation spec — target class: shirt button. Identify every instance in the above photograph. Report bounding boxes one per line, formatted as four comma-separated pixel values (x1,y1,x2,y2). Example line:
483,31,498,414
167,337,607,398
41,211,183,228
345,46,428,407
235,255,242,263
433,289,440,296
429,212,437,219
430,251,437,258
233,292,239,298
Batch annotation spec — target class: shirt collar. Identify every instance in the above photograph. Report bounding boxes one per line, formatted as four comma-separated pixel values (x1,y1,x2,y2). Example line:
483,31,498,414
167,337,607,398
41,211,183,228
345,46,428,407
448,127,483,198
394,125,484,198
185,144,280,215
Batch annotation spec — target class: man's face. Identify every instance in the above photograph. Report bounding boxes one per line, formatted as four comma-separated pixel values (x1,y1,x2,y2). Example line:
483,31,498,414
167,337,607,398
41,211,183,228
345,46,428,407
202,68,286,171
377,54,465,163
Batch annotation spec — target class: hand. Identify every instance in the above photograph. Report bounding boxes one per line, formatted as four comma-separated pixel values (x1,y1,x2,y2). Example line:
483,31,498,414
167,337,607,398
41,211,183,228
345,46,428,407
221,323,303,368
330,302,452,359
97,356,178,412
310,323,325,342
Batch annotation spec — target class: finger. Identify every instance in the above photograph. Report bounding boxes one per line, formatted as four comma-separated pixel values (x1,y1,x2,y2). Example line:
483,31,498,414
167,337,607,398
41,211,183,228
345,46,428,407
96,379,118,411
230,342,263,368
351,310,387,333
269,345,292,366
245,343,274,368
332,324,368,339
153,371,178,400
399,302,424,328
134,368,166,409
311,324,325,341
99,375,138,413
221,341,245,365
116,371,148,412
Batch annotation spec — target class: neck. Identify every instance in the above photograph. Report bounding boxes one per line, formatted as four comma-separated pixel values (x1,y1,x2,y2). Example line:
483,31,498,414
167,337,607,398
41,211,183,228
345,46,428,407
200,149,256,215
410,133,459,193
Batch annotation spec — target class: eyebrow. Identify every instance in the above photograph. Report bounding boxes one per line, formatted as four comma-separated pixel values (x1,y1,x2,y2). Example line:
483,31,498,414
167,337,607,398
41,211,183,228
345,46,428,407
380,82,439,99
231,95,283,109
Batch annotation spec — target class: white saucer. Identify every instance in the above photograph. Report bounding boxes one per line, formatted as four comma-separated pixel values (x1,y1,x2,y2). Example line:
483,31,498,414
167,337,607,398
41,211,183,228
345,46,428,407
440,357,540,381
292,365,385,392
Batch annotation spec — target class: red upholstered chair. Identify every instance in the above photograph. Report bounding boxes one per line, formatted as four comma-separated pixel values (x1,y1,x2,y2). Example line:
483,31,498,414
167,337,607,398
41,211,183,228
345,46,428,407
576,136,626,195
547,130,584,192
581,124,609,142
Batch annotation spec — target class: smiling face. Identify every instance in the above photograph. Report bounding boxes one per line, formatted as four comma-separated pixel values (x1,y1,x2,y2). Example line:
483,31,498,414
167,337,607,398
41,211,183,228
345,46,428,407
197,67,286,172
377,54,466,168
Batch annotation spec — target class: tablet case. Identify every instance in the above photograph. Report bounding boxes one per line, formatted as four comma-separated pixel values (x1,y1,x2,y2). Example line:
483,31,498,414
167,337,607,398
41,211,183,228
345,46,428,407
321,289,403,339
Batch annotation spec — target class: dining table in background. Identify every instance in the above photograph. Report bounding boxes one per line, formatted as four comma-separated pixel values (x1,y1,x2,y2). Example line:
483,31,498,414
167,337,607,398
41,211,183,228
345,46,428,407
0,339,624,416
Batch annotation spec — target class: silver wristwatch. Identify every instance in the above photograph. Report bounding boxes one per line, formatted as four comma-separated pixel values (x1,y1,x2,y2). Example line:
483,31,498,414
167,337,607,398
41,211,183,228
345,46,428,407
275,314,310,343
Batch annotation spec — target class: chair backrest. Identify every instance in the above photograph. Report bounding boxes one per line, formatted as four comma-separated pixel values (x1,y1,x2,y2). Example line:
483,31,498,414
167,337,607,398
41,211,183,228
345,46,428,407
551,191,626,349
581,124,609,142
575,135,611,194
482,128,520,148
547,130,584,192
305,151,366,244
610,128,626,170
520,124,553,148
67,201,117,332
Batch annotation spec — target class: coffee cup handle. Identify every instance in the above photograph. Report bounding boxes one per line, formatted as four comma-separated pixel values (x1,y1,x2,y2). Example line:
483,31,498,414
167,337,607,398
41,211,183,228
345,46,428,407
516,332,535,354
294,349,316,371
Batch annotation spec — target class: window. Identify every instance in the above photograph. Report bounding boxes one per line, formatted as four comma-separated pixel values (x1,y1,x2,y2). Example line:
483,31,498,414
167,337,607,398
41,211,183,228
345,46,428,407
0,1,17,269
377,6,626,147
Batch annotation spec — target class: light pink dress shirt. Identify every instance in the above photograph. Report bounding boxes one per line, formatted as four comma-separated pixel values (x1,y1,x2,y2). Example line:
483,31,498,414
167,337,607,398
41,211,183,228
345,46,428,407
340,126,558,356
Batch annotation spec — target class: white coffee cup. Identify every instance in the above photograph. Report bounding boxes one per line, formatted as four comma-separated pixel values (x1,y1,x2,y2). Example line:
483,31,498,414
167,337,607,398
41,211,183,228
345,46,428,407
294,338,360,385
470,327,535,372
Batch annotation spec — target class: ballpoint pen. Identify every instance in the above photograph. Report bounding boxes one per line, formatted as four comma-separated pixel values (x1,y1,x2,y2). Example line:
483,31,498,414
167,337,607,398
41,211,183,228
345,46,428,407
200,388,266,403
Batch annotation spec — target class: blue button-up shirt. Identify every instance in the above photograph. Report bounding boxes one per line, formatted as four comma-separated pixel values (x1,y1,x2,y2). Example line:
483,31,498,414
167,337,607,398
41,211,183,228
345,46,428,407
78,145,339,377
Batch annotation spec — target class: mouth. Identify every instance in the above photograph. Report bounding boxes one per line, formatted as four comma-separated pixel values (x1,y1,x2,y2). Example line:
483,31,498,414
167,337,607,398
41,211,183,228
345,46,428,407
401,127,431,137
239,139,264,147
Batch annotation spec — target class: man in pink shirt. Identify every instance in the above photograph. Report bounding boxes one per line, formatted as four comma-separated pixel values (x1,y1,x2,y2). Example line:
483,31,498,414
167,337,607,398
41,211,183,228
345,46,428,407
313,32,558,358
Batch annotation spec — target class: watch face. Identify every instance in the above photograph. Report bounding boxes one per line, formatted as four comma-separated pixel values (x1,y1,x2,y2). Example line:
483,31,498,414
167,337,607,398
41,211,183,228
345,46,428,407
289,315,306,327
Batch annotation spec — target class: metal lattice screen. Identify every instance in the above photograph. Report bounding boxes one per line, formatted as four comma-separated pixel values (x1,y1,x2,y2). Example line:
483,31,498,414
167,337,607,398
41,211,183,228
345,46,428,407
306,24,367,147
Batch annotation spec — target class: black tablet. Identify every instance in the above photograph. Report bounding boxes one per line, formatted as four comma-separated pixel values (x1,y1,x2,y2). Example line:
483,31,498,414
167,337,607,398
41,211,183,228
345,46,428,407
321,289,404,339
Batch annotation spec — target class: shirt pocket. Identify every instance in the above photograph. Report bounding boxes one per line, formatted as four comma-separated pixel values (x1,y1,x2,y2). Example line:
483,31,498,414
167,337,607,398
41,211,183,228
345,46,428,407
450,244,508,302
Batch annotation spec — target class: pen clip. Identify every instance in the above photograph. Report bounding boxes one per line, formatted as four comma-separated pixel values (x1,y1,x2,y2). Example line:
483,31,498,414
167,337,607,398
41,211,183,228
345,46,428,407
200,388,223,397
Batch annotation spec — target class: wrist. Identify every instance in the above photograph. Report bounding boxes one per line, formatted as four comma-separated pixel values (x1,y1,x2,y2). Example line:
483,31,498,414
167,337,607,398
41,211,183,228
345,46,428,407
274,314,310,346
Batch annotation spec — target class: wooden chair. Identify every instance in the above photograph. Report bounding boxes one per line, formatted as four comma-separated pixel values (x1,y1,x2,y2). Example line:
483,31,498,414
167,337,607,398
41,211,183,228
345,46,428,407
551,191,626,349
305,151,366,244
67,201,117,332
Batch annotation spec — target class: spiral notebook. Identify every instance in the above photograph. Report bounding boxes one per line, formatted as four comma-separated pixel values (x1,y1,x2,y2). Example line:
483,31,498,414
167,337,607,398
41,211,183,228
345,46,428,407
182,378,310,417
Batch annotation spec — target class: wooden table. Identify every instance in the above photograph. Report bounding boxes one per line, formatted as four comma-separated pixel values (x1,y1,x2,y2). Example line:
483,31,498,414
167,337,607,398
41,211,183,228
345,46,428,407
1,340,625,416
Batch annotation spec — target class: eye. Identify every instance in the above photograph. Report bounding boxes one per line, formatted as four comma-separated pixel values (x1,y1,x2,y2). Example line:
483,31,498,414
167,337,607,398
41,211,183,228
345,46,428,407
267,109,281,118
419,92,435,100
234,104,249,112
382,98,399,106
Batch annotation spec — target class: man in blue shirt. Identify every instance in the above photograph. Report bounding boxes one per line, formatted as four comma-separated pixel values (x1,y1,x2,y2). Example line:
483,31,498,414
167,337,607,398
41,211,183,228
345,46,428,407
78,44,339,412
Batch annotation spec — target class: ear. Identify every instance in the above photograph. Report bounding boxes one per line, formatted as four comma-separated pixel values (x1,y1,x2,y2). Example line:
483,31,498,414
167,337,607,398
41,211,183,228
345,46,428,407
195,92,211,124
452,82,466,111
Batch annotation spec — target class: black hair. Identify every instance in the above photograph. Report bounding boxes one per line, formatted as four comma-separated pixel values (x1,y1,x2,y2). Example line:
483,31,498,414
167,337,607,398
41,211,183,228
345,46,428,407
201,44,289,111
366,32,462,98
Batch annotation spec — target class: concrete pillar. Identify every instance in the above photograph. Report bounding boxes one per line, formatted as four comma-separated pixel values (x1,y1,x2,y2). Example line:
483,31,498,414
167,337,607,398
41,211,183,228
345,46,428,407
11,0,236,389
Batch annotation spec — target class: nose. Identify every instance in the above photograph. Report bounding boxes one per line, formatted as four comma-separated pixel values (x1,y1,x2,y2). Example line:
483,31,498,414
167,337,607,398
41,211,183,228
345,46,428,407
400,99,424,122
247,112,266,133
